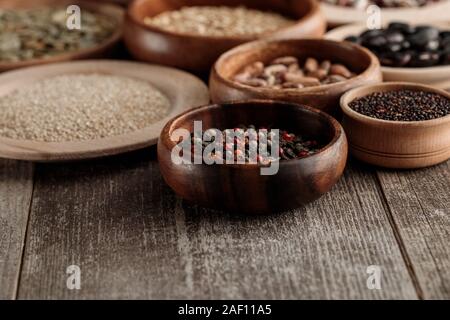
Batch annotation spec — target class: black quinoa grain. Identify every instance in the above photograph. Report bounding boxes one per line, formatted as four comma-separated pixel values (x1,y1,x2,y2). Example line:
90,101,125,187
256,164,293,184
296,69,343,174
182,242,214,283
349,90,450,121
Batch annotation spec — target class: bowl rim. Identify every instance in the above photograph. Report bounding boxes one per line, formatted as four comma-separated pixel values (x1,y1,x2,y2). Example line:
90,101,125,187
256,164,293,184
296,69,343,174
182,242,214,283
325,22,450,74
340,82,450,126
0,0,125,71
159,99,344,169
126,0,321,41
211,38,381,94
320,0,450,26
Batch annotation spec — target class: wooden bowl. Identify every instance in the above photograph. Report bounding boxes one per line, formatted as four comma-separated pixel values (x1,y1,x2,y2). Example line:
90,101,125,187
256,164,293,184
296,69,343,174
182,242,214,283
158,100,348,214
340,82,450,169
124,0,326,73
326,22,450,90
0,60,209,162
320,0,450,28
210,39,382,115
0,0,124,72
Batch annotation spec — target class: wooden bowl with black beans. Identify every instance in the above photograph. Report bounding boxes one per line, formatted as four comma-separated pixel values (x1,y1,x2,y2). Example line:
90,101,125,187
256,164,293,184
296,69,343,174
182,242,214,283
326,21,450,90
209,39,382,116
0,0,124,72
158,100,348,214
124,0,326,74
341,82,450,169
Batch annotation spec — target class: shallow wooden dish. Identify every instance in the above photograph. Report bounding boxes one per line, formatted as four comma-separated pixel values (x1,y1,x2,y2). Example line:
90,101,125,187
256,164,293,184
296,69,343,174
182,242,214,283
124,0,326,73
321,0,450,27
326,22,450,89
0,0,125,72
158,100,348,214
0,60,209,162
210,39,382,115
341,82,450,169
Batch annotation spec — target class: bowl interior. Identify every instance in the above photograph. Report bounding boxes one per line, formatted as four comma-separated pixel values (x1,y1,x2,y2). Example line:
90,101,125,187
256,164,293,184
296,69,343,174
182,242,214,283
341,82,450,125
166,101,338,154
129,0,314,25
216,40,372,82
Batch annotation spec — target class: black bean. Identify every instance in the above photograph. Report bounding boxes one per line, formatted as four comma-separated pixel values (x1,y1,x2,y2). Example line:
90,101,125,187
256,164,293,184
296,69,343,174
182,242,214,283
347,22,450,68
385,31,404,44
388,22,416,34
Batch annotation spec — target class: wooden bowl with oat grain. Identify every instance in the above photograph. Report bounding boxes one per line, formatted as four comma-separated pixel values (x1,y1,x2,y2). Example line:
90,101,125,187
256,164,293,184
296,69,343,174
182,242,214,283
124,0,326,74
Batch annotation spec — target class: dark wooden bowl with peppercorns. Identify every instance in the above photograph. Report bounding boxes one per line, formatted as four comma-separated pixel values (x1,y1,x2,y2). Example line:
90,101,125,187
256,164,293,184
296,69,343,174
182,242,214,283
210,38,382,116
158,100,348,214
124,0,326,74
340,82,450,169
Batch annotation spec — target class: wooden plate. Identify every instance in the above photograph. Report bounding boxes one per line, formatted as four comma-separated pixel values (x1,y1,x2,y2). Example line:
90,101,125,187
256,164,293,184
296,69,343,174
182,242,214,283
326,22,450,89
0,0,125,72
321,1,450,27
0,60,210,162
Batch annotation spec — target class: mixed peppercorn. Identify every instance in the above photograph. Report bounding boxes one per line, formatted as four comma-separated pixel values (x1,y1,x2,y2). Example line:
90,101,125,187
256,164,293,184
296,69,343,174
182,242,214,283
189,125,323,164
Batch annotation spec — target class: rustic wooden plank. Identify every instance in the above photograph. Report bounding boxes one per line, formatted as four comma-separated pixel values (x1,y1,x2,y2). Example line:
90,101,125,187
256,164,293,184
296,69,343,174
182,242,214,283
18,151,417,299
0,160,34,300
377,160,450,299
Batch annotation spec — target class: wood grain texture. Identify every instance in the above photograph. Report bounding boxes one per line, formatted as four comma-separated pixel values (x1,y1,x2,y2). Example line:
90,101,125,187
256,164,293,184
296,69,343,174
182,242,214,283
377,160,450,299
17,150,417,299
0,160,34,299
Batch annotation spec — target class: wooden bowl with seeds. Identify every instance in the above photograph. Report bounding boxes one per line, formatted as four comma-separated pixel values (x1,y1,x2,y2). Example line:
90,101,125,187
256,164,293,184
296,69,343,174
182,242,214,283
340,82,450,169
0,60,209,162
124,0,326,74
158,100,348,214
210,38,383,116
0,0,125,72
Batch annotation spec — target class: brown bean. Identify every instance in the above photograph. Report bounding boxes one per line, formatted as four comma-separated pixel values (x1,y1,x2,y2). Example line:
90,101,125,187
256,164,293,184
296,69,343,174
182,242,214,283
308,69,328,81
271,56,298,66
284,73,320,87
263,64,287,76
330,64,352,78
244,61,264,77
304,58,318,73
288,63,302,74
320,60,331,73
324,75,347,84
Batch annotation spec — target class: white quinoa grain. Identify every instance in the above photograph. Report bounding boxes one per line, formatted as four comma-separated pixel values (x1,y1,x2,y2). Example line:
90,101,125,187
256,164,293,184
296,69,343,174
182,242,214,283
144,6,294,37
0,74,171,142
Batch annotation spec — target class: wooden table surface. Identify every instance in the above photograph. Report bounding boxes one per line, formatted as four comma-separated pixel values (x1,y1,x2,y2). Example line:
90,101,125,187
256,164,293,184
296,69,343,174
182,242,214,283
0,147,448,300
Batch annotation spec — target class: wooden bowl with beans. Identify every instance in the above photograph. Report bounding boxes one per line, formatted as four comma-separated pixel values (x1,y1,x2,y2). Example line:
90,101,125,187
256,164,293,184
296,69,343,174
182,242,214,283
157,100,348,214
0,0,124,72
210,39,382,116
340,82,450,169
326,22,450,90
124,0,326,74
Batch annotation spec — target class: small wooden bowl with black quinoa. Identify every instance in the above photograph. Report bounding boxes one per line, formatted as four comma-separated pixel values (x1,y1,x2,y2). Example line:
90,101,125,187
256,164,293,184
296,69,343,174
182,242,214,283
340,82,450,169
157,100,348,214
210,39,382,116
0,0,124,72
124,0,326,74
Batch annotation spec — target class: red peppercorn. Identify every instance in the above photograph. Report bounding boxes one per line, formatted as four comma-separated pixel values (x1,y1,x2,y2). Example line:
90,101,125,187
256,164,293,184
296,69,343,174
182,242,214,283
282,132,294,142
